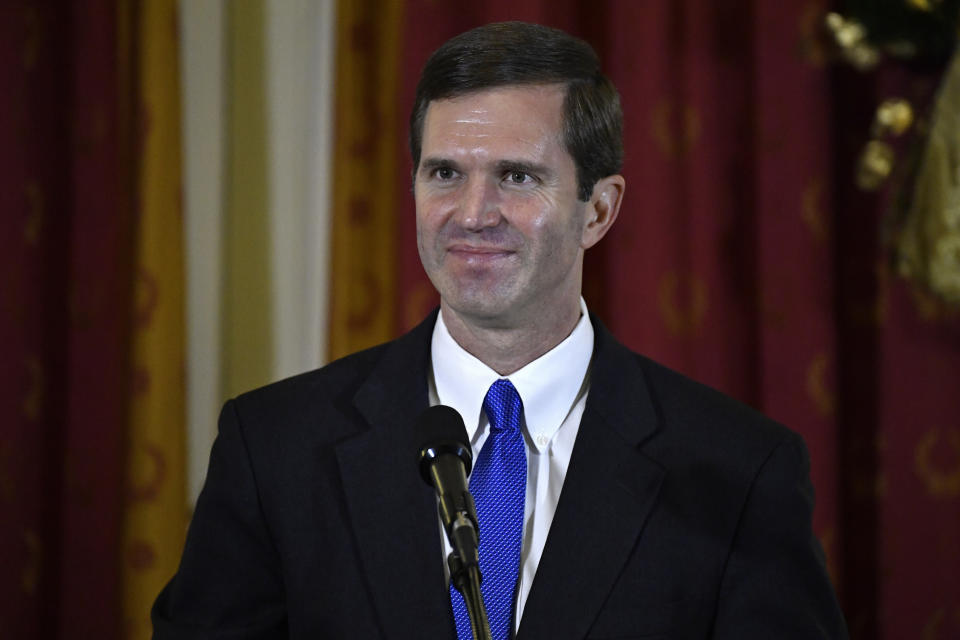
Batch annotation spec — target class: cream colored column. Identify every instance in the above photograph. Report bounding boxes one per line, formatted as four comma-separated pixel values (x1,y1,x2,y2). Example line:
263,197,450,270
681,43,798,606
265,0,335,380
222,0,274,401
179,0,225,505
179,0,336,505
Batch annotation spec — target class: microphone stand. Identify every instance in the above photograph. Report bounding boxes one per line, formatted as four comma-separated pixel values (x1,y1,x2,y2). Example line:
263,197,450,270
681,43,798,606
448,547,491,640
415,407,491,639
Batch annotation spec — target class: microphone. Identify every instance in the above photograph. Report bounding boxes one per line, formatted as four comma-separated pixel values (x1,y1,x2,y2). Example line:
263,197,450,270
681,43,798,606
417,405,492,639
416,405,479,571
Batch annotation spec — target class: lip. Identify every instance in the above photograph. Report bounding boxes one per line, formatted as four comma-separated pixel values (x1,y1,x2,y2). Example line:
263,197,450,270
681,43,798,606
446,244,515,257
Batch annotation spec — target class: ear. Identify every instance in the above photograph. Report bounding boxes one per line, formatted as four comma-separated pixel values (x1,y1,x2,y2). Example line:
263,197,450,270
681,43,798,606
581,174,625,249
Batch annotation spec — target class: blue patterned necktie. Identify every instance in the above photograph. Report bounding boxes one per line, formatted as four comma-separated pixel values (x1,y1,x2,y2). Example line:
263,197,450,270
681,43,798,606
450,379,527,640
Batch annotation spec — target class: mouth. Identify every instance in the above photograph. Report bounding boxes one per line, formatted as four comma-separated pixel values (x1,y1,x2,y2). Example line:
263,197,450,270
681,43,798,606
445,244,516,268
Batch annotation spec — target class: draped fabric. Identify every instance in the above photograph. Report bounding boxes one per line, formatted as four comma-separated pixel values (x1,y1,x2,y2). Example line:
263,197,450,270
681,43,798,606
328,0,404,360
338,1,960,638
120,1,188,638
181,0,337,504
221,0,275,400
833,61,960,639
0,2,186,638
2,1,958,638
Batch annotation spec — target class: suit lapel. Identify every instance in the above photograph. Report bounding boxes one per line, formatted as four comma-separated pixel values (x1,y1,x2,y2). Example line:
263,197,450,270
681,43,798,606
334,311,455,640
518,320,666,639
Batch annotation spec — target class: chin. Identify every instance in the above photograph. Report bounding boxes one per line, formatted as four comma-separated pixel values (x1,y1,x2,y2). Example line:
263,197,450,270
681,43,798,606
433,273,517,314
442,293,516,325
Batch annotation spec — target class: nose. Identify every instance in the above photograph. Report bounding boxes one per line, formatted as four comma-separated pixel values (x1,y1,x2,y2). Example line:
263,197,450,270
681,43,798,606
454,177,502,231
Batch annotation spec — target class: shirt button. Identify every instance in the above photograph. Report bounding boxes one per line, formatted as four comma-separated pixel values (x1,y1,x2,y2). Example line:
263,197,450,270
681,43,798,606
536,435,548,447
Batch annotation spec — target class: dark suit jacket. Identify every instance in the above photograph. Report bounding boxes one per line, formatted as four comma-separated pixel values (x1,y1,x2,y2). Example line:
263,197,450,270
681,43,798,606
152,311,847,639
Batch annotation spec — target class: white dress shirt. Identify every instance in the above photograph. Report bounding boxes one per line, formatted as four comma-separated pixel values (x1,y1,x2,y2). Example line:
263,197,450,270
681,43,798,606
428,298,594,631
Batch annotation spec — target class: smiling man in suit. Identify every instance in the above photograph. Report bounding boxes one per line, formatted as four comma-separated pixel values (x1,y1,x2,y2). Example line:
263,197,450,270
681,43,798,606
153,22,848,639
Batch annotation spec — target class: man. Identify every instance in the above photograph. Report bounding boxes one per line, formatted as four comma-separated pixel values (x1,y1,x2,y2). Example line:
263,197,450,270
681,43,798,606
153,22,847,639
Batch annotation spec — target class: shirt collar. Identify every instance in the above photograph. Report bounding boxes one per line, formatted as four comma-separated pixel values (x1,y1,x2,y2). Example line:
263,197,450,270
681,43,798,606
431,298,594,453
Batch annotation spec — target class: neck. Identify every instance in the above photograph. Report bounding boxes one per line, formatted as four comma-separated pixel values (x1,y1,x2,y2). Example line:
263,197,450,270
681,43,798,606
440,298,582,376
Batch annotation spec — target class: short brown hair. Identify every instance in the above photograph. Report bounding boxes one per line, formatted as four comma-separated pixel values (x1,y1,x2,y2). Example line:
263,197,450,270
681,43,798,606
410,22,623,202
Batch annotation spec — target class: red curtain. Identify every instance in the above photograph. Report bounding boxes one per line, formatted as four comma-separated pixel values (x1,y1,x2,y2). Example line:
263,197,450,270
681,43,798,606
1,3,131,638
1,2,187,638
4,1,959,638
389,2,960,638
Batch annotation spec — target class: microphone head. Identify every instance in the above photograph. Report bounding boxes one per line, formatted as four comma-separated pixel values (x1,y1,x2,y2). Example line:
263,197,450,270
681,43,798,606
416,405,473,485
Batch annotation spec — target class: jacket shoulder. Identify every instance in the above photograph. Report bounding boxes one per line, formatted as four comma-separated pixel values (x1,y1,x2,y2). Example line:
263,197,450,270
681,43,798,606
590,318,800,475
234,341,389,411
626,351,806,498
223,310,438,444
636,354,789,443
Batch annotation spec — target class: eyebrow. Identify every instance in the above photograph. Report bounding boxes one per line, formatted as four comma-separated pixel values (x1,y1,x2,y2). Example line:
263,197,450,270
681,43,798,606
494,159,553,179
418,157,461,174
418,156,555,179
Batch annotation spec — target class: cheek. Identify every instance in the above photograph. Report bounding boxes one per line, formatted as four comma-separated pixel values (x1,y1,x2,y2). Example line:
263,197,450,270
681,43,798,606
414,206,434,254
414,198,441,236
415,190,455,228
517,198,586,249
507,192,555,234
415,200,451,268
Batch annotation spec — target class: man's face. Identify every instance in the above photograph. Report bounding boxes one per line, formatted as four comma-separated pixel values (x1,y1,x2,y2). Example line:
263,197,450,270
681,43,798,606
414,84,590,329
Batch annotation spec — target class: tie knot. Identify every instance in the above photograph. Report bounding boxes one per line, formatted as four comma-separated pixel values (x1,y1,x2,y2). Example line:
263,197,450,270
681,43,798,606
483,379,523,434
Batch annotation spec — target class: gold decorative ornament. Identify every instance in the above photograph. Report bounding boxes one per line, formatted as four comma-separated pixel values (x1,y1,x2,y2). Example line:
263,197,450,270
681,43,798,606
657,271,708,336
824,13,881,71
914,428,960,497
854,100,916,192
828,2,960,304
126,443,167,503
805,352,836,418
872,98,914,137
825,12,866,49
897,48,960,304
906,0,943,11
856,140,896,191
651,99,701,159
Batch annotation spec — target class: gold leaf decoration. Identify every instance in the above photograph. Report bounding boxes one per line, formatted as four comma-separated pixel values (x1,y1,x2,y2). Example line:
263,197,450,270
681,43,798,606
856,140,895,191
824,12,881,70
806,351,836,417
651,100,701,160
897,48,960,304
915,428,960,497
657,271,708,336
872,98,914,137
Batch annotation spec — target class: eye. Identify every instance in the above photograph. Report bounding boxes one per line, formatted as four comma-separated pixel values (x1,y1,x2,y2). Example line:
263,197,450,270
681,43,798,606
433,166,457,181
505,170,534,185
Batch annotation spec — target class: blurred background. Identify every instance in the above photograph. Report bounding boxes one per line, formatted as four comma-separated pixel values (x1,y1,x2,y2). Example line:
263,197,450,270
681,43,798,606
2,0,960,638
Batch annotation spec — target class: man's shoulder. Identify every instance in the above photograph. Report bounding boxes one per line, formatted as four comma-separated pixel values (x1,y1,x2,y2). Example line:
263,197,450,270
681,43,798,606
645,353,802,470
225,311,438,436
235,339,393,408
217,341,394,446
592,324,797,467
637,353,780,431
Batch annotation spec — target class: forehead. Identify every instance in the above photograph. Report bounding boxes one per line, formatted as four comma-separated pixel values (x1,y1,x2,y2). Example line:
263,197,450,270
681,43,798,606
420,84,567,158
